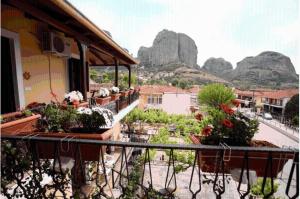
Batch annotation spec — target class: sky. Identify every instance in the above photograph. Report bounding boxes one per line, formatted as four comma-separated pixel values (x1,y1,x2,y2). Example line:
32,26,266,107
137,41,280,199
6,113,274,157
69,0,299,73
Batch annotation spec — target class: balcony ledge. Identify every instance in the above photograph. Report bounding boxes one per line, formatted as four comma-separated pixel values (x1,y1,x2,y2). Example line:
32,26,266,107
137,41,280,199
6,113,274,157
112,99,139,126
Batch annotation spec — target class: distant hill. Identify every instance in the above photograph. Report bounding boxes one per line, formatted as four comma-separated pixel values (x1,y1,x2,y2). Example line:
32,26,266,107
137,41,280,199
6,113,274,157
201,51,299,88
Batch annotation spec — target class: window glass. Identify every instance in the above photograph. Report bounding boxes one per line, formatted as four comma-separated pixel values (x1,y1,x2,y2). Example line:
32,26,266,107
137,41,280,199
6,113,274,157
158,96,162,104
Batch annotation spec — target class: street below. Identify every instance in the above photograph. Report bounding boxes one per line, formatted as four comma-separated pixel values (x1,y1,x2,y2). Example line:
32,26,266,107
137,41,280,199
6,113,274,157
254,122,298,148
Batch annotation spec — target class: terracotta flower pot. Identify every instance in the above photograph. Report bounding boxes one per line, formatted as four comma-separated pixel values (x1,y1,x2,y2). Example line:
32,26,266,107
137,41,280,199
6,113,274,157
61,101,88,109
120,91,129,97
17,130,113,161
1,112,41,135
96,96,111,105
129,90,134,95
110,93,121,101
119,99,128,110
189,134,292,177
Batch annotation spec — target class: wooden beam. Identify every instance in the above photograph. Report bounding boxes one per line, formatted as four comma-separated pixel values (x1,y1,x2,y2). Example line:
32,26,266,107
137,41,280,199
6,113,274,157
89,48,108,65
6,0,89,44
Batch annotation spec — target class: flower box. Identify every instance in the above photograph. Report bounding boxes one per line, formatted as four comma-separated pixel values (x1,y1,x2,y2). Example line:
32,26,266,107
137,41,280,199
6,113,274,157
110,93,121,101
1,112,41,135
134,87,140,92
120,90,129,97
190,134,292,177
128,89,134,95
96,96,111,105
17,129,113,161
61,101,88,109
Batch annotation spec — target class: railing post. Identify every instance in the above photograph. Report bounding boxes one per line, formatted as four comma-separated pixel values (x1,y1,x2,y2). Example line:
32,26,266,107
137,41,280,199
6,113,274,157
114,58,119,87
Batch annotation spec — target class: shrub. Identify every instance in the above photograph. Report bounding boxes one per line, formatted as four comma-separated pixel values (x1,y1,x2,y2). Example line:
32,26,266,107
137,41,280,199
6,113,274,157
292,116,299,127
198,84,235,107
198,101,258,146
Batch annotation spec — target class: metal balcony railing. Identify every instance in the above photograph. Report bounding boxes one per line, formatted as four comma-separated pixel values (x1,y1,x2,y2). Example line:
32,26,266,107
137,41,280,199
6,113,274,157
1,135,298,199
90,91,139,114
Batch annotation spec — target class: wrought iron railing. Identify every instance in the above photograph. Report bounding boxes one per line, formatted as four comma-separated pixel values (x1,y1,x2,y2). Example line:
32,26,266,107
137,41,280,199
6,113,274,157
1,135,298,199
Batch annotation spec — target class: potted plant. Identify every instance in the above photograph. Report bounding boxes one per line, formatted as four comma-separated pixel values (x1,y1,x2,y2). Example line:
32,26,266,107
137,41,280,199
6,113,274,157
1,109,41,135
62,91,87,108
190,84,292,177
96,88,111,105
110,86,121,101
129,86,134,95
18,104,114,161
119,84,129,97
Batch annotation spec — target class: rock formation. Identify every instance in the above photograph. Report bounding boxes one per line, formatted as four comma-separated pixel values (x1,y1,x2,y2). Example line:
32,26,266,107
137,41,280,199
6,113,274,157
201,58,233,78
137,29,198,68
231,51,298,87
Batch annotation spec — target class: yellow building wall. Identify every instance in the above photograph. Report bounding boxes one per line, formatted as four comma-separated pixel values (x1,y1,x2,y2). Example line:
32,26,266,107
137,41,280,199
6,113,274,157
138,94,148,109
1,5,81,105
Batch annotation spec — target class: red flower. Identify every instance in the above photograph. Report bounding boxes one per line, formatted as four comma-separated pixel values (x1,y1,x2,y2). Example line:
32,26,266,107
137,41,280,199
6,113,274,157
195,113,203,121
231,99,240,107
220,103,234,115
220,103,229,111
222,119,233,128
202,126,213,136
224,108,234,115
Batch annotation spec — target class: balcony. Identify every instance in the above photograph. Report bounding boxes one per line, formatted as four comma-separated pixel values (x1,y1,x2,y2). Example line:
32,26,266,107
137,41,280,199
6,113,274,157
1,135,298,199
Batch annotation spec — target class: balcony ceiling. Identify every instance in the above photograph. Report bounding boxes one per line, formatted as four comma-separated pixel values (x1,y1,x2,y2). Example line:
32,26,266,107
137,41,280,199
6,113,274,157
4,0,138,66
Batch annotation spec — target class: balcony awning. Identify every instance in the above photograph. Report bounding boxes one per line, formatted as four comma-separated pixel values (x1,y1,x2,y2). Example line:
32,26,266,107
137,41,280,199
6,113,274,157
5,0,139,66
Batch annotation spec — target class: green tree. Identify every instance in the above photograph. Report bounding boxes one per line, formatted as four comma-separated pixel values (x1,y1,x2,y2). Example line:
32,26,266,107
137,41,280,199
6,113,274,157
89,69,98,82
122,73,137,86
285,94,299,120
198,83,235,107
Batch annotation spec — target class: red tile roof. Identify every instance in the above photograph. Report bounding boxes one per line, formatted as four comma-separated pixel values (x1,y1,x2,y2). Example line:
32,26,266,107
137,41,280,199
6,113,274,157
140,85,201,94
262,89,298,99
235,88,299,99
140,85,185,94
235,89,264,97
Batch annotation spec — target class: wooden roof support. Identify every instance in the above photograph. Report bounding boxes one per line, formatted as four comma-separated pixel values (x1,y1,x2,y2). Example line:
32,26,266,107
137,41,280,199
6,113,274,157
89,48,108,66
52,0,138,64
76,40,87,100
128,65,131,88
114,58,119,87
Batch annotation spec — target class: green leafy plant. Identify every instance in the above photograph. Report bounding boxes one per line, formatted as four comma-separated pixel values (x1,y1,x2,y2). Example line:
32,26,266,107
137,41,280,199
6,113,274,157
39,104,113,133
250,178,279,199
196,84,259,146
292,116,299,127
40,104,78,132
198,83,235,107
1,141,70,198
22,109,33,117
89,68,98,82
285,94,299,121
